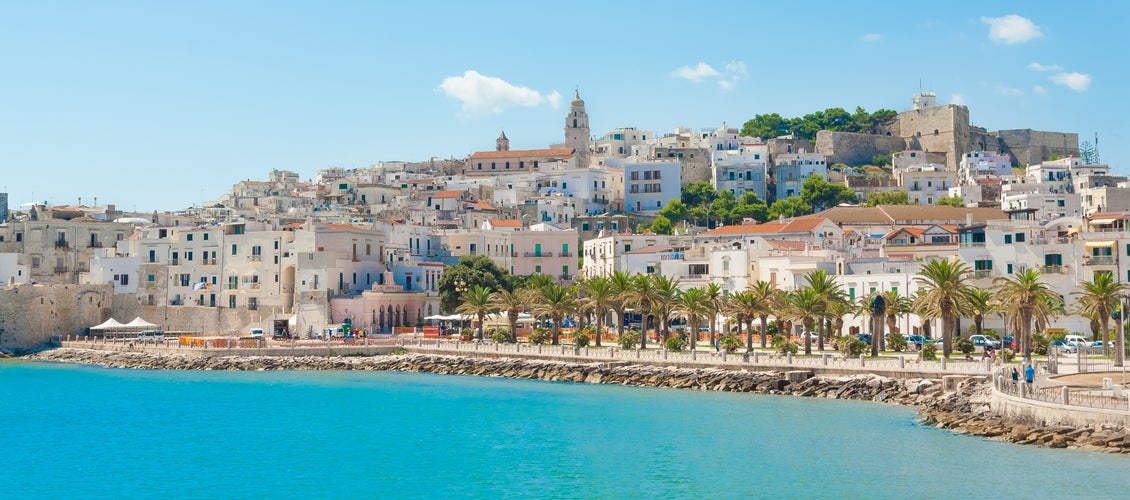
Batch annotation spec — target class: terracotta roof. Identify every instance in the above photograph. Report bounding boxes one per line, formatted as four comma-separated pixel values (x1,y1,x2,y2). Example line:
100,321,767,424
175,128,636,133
469,148,574,160
766,240,807,251
700,218,831,236
806,205,1007,224
464,200,496,211
319,223,362,230
431,190,468,199
884,227,925,239
488,219,521,228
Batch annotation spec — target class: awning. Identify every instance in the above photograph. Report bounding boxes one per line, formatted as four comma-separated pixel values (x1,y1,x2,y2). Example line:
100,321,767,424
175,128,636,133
90,318,126,330
1089,218,1118,225
1084,241,1116,248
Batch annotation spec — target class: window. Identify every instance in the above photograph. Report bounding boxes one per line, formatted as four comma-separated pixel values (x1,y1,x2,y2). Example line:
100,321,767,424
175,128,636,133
186,234,193,241
203,233,209,240
229,296,237,309
147,274,155,282
180,274,191,287
535,265,542,274
1015,233,1025,243
1007,264,1013,274
1004,234,1012,244
187,251,193,261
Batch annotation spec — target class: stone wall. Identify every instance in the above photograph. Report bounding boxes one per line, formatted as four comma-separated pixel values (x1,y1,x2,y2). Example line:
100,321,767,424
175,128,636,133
0,283,113,352
893,104,971,171
997,129,1080,166
815,131,906,166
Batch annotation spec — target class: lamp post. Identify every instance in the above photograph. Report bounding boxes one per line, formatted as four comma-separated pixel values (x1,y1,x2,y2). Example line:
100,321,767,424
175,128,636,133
454,279,469,331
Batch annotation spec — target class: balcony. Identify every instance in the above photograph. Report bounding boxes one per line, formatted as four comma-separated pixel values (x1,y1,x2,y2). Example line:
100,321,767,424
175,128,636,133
973,270,992,279
559,251,573,257
559,274,574,281
1084,255,1116,266
55,241,69,249
680,274,708,281
170,259,180,266
1041,265,1064,274
53,266,67,274
250,255,262,262
959,241,986,248
523,252,553,258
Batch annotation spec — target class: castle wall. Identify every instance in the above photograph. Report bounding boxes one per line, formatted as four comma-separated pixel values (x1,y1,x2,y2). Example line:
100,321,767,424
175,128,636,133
894,104,971,171
997,129,1079,166
814,131,906,166
0,283,113,352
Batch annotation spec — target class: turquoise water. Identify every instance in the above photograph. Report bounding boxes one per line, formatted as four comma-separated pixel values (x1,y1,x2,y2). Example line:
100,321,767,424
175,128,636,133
1,361,1127,499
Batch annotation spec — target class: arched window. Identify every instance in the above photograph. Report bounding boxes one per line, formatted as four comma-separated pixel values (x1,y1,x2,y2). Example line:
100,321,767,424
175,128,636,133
573,119,578,127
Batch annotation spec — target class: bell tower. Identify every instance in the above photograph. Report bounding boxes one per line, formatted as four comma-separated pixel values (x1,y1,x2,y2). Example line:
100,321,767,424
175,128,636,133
564,90,591,167
496,130,510,152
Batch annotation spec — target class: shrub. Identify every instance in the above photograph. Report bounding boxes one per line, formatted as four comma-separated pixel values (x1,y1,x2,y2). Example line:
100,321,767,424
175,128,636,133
491,330,509,344
921,343,938,360
719,333,742,353
528,328,550,345
771,335,798,355
459,328,474,342
619,330,642,350
665,334,686,352
955,337,975,356
1030,333,1049,355
834,335,868,356
574,331,591,348
1000,348,1015,363
886,332,907,352
984,329,999,339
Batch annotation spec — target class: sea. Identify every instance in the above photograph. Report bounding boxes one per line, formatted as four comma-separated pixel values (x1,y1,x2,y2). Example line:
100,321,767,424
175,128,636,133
1,360,1126,499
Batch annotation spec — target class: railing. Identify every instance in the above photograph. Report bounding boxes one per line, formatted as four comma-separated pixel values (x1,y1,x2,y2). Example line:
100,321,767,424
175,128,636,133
55,241,69,249
1041,265,1063,274
1084,256,1116,266
973,270,992,279
250,255,262,262
524,252,553,258
960,242,986,247
170,259,180,266
559,251,573,257
993,367,1130,412
53,266,67,274
559,274,574,281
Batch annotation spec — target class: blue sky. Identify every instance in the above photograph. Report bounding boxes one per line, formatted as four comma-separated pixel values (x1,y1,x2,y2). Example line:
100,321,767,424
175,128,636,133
1,1,1126,212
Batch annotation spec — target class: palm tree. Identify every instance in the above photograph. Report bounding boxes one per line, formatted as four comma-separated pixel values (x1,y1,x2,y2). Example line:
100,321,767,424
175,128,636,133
826,299,851,338
993,269,1058,360
704,283,726,347
622,274,660,348
488,288,524,342
963,288,994,339
913,258,972,359
804,270,842,351
748,280,779,348
790,288,823,355
608,271,634,343
727,290,758,350
581,276,616,347
1073,272,1126,360
456,285,496,341
676,287,711,351
529,282,579,345
651,274,681,345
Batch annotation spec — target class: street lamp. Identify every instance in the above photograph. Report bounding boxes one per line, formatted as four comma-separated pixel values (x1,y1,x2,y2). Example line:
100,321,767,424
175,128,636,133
454,279,469,331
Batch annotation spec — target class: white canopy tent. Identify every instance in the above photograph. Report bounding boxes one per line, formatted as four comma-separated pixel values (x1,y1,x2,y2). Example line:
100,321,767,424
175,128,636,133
90,318,126,331
123,317,159,330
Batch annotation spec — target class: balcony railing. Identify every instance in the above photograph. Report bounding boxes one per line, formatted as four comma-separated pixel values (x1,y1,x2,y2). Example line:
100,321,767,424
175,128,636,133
680,274,708,280
250,255,262,262
1041,265,1064,274
170,259,180,266
559,274,574,281
960,242,986,248
523,252,553,258
55,241,69,249
973,270,992,279
559,251,573,257
53,266,67,274
1084,255,1116,266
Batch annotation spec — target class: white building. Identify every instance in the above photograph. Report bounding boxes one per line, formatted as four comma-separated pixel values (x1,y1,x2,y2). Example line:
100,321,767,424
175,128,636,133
894,164,956,205
712,144,769,201
959,151,1013,186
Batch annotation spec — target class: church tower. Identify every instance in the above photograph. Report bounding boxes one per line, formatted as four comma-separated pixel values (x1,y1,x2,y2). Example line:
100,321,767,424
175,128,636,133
496,130,510,152
564,90,591,167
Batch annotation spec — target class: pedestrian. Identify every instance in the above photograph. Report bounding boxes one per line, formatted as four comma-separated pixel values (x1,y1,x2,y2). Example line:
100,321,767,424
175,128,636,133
1011,367,1019,387
1024,363,1035,387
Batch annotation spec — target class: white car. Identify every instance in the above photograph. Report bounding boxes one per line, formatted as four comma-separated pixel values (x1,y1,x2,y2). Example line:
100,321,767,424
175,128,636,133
249,328,265,338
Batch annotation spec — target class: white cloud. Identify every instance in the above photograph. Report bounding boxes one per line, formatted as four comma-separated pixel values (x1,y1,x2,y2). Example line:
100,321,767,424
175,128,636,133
673,61,747,91
981,14,1044,44
994,85,1023,96
1033,85,1047,95
949,94,966,105
1027,62,1061,72
670,62,720,82
861,33,884,42
438,70,561,113
1049,72,1092,92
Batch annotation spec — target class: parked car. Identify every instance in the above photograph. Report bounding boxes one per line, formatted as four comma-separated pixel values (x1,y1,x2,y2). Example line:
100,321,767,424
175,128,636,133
1002,336,1015,350
856,334,872,345
1063,335,1088,348
969,335,1001,349
1050,339,1078,354
137,330,165,342
906,335,933,348
249,328,265,338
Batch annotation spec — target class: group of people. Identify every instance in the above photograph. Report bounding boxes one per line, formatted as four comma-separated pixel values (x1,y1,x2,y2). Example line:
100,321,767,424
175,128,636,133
1010,364,1036,388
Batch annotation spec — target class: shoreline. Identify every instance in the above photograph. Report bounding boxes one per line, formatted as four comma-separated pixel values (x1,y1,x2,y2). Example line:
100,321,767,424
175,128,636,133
17,347,1130,454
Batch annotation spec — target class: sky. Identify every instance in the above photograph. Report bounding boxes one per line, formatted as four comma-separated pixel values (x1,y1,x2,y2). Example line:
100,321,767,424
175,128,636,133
1,1,1127,213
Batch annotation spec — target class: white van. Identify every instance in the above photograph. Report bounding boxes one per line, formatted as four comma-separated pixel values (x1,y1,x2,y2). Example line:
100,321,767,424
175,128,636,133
137,330,165,342
249,328,265,338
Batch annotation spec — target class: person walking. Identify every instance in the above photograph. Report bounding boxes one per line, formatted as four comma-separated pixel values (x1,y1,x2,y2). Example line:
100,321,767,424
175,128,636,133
1024,363,1035,388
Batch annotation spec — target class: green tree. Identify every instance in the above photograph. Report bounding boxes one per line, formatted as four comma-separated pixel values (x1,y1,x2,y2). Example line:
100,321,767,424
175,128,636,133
609,271,634,342
1072,272,1126,360
649,215,674,235
622,274,660,348
657,199,688,224
439,255,512,313
913,259,972,359
650,274,681,344
936,195,964,207
767,197,813,220
994,269,1059,360
799,174,857,211
681,181,717,209
865,191,912,206
804,270,844,352
740,113,791,139
710,189,738,226
789,288,823,354
871,153,892,167
1079,140,1100,164
963,288,994,339
704,282,726,347
731,192,769,223
455,285,496,341
748,280,779,348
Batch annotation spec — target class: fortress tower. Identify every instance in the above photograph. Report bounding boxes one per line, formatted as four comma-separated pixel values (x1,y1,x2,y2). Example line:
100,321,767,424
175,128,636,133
496,131,510,152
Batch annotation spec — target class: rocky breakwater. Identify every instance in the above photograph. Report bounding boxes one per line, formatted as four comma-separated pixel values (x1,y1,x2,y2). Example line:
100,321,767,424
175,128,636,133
919,382,1130,453
22,348,1129,452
